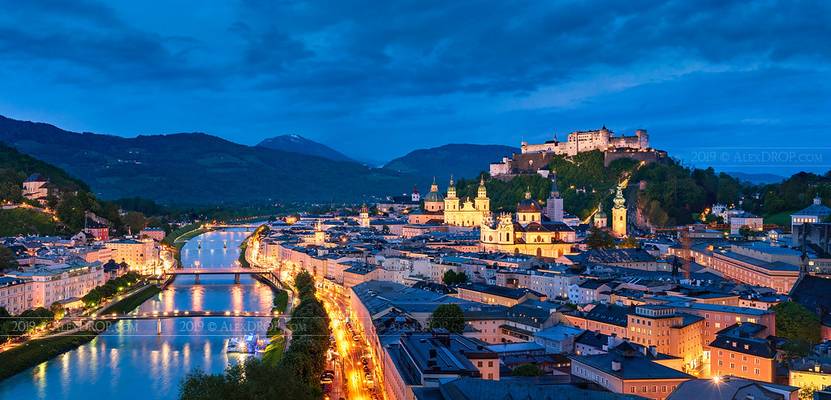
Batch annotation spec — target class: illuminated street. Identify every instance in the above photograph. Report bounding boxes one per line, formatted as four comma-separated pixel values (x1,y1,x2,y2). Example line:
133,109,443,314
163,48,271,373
320,285,384,400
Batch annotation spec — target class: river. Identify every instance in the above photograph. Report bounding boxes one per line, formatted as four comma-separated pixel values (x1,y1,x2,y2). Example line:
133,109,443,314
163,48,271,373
0,228,274,400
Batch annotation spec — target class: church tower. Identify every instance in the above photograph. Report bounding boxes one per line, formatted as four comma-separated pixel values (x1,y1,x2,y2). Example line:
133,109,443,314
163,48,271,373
612,185,627,237
314,219,325,246
444,175,460,212
411,185,420,202
544,171,564,222
475,176,490,212
516,189,542,225
359,204,370,228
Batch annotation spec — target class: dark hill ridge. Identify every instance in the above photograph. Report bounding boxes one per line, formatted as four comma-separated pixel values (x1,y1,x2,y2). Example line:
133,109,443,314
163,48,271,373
383,143,518,180
257,134,354,162
0,115,410,204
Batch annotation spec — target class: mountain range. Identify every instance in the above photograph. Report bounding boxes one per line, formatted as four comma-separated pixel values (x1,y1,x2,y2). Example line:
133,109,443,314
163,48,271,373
383,144,517,180
256,134,354,162
0,115,508,204
0,116,413,204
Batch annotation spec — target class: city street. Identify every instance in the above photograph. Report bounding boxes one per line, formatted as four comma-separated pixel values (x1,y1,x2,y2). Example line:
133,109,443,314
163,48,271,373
321,287,384,400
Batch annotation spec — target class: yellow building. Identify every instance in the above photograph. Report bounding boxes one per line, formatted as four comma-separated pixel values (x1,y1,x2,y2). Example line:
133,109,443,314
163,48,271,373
443,176,490,227
790,366,831,392
612,185,627,237
480,190,575,258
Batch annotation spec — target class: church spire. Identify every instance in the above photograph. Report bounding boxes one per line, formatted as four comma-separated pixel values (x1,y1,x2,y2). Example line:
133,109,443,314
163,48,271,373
549,170,560,199
447,175,457,198
613,185,625,209
524,187,532,200
477,175,487,198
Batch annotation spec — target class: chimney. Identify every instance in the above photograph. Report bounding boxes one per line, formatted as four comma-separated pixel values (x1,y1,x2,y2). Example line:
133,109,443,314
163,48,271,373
649,346,657,358
611,360,622,372
429,348,437,358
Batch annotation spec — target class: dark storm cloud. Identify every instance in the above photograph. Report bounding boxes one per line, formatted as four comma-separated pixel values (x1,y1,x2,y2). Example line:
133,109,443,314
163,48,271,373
0,0,827,172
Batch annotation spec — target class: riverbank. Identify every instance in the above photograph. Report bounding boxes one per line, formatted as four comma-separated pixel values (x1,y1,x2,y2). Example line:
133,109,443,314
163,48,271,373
163,223,213,265
0,284,162,382
0,328,102,380
100,285,162,315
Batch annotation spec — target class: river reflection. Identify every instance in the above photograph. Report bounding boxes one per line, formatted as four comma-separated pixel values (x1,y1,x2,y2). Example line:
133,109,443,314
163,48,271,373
0,228,273,400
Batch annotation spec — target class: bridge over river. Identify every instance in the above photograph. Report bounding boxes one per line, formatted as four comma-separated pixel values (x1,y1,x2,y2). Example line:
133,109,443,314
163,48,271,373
164,267,275,283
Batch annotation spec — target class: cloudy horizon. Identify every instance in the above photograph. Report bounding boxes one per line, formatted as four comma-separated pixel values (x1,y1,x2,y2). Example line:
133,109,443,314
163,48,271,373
0,0,829,173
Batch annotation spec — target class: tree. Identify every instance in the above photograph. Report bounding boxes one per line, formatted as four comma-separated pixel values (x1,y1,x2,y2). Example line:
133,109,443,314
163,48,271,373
772,302,821,356
429,304,465,334
0,244,18,272
122,211,147,234
798,384,821,400
586,226,614,249
50,302,65,320
512,363,543,377
0,307,11,339
442,270,468,285
619,236,640,249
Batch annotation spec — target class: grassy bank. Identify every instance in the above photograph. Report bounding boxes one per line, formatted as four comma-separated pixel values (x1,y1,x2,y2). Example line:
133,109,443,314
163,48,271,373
100,285,162,315
163,223,211,265
0,329,100,381
238,237,250,268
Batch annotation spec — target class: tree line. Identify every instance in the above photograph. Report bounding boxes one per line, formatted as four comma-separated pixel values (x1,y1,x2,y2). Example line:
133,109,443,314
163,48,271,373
179,270,331,400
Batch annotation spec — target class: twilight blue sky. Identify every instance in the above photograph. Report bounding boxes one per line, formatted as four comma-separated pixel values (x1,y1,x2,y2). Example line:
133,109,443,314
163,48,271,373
0,0,829,173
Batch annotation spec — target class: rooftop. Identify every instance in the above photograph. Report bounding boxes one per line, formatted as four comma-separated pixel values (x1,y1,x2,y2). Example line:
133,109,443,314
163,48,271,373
571,351,693,380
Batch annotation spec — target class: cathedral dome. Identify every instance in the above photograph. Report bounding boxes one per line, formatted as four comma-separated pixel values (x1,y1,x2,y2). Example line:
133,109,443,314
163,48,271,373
423,180,444,202
516,189,540,212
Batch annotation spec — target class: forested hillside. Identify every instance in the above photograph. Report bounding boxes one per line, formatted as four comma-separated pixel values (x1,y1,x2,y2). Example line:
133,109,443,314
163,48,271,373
0,143,124,235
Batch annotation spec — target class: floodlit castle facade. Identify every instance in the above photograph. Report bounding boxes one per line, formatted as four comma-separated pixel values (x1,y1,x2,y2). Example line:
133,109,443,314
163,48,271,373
521,127,649,156
490,127,662,177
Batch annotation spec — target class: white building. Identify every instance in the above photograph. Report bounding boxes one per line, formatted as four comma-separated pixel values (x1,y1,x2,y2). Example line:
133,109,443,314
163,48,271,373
729,212,764,235
791,197,831,236
106,238,161,275
2,262,105,312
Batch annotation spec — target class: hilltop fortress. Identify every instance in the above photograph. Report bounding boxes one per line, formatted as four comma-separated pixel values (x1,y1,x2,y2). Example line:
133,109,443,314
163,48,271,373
490,126,666,177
